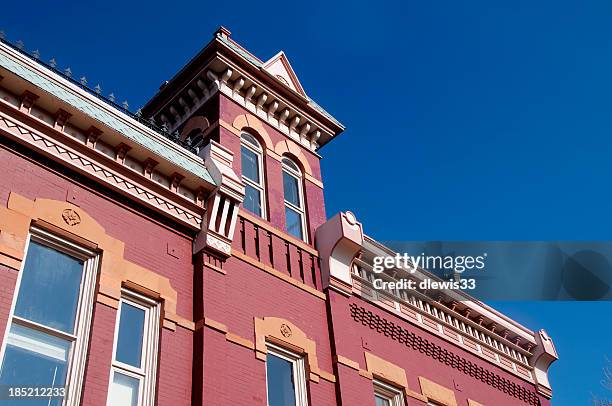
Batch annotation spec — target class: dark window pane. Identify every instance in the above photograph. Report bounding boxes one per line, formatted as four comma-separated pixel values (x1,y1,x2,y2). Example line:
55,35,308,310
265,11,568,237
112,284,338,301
115,303,145,368
0,324,69,406
241,146,260,183
283,171,300,207
285,207,303,240
108,371,140,406
15,242,83,334
243,184,262,216
375,395,391,406
266,353,296,406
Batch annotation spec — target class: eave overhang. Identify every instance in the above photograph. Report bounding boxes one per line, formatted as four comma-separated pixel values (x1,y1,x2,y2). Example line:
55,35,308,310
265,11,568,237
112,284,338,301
142,29,344,150
0,40,219,230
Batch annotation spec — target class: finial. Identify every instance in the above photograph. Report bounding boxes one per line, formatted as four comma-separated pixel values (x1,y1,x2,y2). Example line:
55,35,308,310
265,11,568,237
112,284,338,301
94,84,101,94
161,123,168,132
215,26,231,39
171,130,180,139
108,92,115,102
64,67,72,77
135,109,142,117
32,49,40,59
16,40,24,49
49,58,57,68
0,31,5,40
121,100,129,110
79,76,87,86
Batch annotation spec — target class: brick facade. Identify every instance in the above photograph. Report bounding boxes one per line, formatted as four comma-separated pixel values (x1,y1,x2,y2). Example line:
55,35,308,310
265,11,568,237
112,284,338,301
0,27,556,406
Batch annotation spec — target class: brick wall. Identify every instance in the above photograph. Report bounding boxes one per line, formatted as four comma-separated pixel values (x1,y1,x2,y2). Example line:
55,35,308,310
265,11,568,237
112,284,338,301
0,142,195,405
328,290,549,406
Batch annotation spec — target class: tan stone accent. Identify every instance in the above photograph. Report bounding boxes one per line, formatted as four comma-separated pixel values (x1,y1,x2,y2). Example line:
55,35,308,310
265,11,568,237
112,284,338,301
199,315,336,383
364,352,408,389
222,118,322,188
274,139,313,176
0,193,185,330
358,369,373,379
231,114,274,150
468,400,485,406
418,377,457,406
203,317,229,333
319,370,336,383
305,173,324,189
335,355,360,370
227,333,255,350
255,317,321,382
406,389,429,403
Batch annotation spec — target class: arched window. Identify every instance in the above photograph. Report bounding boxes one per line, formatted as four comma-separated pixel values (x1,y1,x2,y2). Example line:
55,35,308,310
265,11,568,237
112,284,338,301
282,157,306,241
185,129,205,152
241,132,266,218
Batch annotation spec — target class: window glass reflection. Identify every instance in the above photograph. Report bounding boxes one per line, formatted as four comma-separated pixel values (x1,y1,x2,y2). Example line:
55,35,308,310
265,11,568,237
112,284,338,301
0,324,70,406
241,147,260,183
282,172,300,207
285,207,303,239
244,184,262,216
266,353,296,406
14,242,83,334
115,303,145,368
108,371,140,406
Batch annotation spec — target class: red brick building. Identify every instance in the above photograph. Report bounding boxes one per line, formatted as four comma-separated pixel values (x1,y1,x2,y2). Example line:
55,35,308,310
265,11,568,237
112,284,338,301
0,28,557,406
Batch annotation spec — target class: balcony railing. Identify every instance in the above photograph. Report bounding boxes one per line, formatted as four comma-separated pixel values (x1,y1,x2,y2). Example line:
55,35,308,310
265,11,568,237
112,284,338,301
352,258,533,368
234,212,321,290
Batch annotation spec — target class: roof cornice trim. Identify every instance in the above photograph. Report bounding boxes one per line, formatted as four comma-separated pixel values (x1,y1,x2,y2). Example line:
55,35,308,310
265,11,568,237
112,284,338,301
0,42,215,185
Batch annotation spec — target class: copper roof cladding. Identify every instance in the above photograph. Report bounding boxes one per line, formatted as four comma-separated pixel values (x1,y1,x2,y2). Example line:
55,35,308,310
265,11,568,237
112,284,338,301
141,27,345,148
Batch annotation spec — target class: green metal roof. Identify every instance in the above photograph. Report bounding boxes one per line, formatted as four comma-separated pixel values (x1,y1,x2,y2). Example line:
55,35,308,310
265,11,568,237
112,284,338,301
0,48,214,185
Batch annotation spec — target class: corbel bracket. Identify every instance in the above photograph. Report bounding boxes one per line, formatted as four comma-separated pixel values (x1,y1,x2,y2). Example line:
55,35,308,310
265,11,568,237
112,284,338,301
315,211,364,295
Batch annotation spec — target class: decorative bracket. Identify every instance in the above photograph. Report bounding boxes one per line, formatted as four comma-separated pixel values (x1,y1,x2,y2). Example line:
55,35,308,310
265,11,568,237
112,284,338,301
531,329,558,398
315,211,364,295
194,141,244,257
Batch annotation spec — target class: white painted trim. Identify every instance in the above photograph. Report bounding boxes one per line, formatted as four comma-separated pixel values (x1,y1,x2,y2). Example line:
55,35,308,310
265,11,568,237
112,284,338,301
373,380,405,406
106,290,160,406
265,343,309,406
282,157,308,243
0,228,99,406
240,132,267,219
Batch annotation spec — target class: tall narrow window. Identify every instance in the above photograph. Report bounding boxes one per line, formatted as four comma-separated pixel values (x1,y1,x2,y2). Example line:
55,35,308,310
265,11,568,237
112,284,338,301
241,132,266,218
265,344,308,406
282,157,307,241
107,290,160,406
373,381,405,406
0,228,98,406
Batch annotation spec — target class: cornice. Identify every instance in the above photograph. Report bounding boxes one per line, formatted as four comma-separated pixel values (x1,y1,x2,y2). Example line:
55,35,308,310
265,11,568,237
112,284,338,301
0,41,214,185
362,235,537,344
143,31,344,151
0,99,204,230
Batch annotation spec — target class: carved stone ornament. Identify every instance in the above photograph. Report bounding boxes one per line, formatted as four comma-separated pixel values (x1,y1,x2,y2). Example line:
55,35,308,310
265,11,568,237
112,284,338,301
62,208,81,226
280,323,292,338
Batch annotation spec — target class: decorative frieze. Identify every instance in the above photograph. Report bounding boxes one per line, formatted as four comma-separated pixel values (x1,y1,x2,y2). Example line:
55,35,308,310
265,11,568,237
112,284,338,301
0,105,204,229
154,66,333,153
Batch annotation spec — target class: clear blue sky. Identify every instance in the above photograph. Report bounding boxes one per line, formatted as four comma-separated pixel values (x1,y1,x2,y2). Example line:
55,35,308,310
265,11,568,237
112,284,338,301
1,1,611,404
